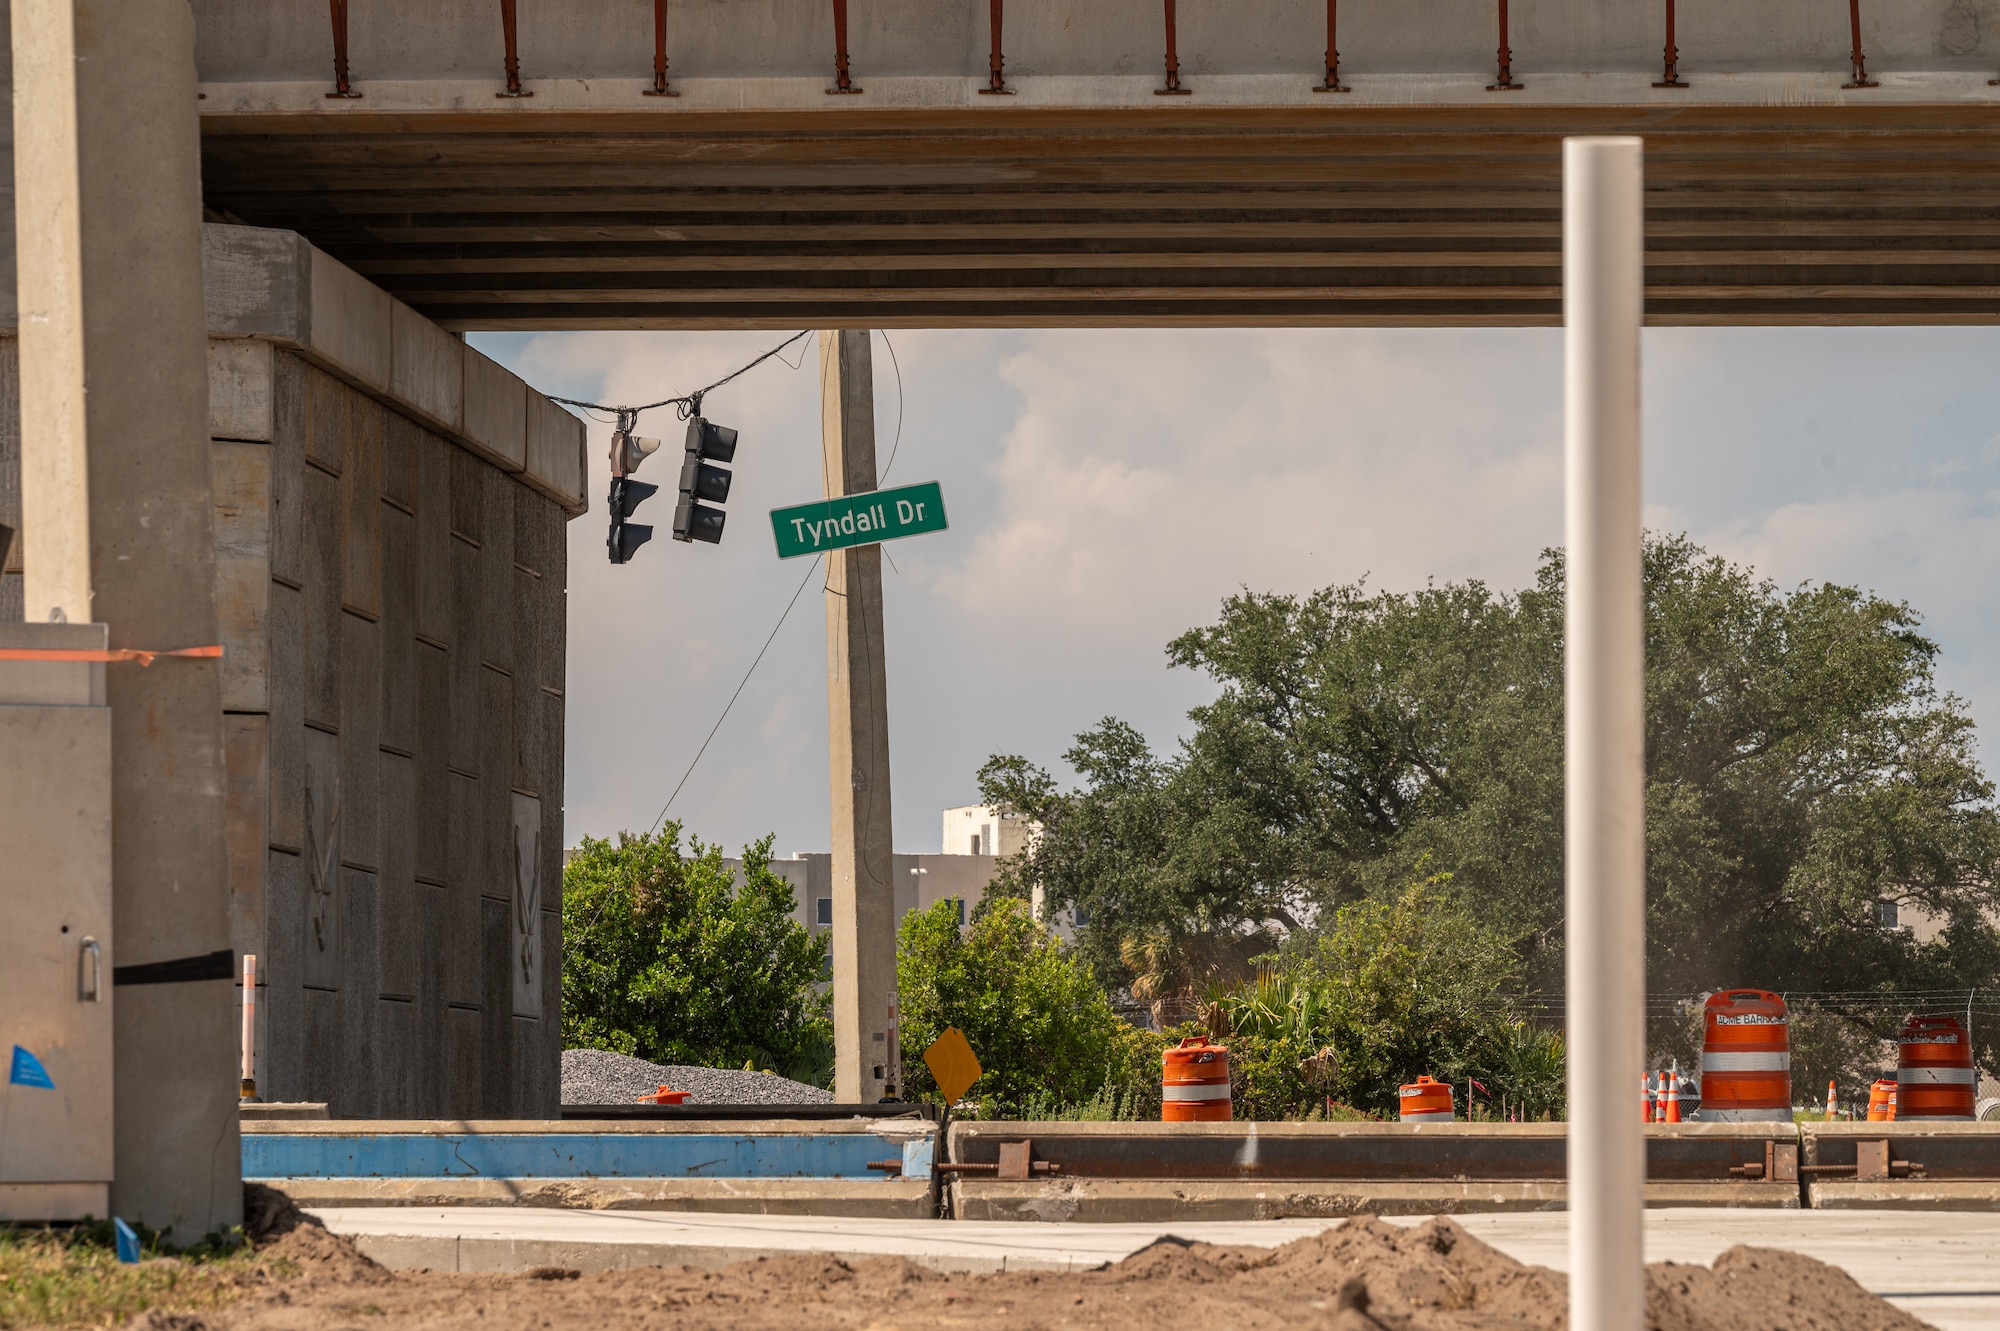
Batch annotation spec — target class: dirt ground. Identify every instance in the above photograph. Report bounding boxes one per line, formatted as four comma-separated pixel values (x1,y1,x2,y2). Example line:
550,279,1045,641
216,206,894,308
126,1192,1933,1331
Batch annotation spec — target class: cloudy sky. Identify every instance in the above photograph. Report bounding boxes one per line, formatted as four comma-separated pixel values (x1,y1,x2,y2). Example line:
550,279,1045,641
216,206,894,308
468,325,2000,858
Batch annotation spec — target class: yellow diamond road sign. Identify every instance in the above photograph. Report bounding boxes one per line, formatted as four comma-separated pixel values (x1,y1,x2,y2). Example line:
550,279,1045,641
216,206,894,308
923,1027,983,1106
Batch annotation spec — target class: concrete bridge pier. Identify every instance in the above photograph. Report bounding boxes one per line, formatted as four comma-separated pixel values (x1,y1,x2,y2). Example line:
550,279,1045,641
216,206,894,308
11,0,238,1237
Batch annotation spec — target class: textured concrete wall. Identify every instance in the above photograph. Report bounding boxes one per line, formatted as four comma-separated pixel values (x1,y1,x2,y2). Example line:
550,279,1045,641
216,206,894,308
214,347,569,1119
0,227,582,1120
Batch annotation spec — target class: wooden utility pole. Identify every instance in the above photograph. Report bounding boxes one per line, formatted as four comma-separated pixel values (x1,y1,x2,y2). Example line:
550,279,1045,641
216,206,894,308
819,330,897,1103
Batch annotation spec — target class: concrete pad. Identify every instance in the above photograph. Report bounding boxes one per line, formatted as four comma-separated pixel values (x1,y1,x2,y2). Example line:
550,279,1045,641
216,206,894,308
1811,1180,2000,1210
276,1177,933,1218
951,1178,1797,1221
311,1206,2000,1329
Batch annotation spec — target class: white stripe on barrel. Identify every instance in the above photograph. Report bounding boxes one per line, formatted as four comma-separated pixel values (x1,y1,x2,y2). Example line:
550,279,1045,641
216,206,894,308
1162,1082,1232,1102
1898,1067,1976,1085
1700,1052,1790,1073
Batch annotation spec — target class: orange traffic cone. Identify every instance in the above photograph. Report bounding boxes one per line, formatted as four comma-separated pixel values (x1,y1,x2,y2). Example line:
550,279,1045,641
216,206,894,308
1642,1074,1656,1123
1825,1079,1837,1122
1664,1062,1682,1123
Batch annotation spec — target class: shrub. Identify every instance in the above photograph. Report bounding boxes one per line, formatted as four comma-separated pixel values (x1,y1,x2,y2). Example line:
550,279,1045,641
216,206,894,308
561,826,832,1084
897,898,1160,1116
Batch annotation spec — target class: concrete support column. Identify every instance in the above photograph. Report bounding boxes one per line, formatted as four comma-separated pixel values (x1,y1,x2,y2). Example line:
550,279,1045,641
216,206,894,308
11,0,238,1236
819,329,896,1105
1562,136,1646,1331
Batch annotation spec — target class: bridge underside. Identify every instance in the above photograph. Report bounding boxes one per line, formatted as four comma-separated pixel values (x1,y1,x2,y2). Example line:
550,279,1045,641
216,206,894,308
201,104,2000,331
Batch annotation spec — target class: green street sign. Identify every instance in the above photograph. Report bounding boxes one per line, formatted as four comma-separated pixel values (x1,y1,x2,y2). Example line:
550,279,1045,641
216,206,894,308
770,481,948,560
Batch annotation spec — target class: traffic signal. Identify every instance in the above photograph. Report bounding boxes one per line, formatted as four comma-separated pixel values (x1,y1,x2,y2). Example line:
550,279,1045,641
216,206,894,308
607,428,662,564
673,417,738,544
607,477,658,563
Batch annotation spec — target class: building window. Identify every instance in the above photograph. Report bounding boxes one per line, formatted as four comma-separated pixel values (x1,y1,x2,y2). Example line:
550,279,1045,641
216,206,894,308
816,897,833,927
1073,906,1091,927
982,823,994,854
969,833,981,855
1876,899,1899,928
955,897,967,927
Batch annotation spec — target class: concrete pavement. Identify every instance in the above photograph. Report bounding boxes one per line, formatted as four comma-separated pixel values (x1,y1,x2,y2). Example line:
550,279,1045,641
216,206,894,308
311,1206,2000,1330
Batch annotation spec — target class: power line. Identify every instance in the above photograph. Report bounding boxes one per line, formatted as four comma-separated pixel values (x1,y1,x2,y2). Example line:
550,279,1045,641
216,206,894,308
549,330,813,424
646,553,825,836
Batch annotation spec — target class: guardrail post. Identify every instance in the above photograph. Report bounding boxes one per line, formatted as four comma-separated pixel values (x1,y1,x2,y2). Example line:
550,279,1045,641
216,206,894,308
1489,0,1523,89
644,0,678,96
981,0,1012,93
325,0,361,97
1157,0,1191,94
497,0,531,96
828,0,863,93
1564,135,1646,1331
1314,0,1349,92
1654,0,1685,87
1843,0,1877,87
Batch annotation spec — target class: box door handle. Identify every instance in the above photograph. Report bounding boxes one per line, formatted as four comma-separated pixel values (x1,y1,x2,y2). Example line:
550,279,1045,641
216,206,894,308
79,936,102,1002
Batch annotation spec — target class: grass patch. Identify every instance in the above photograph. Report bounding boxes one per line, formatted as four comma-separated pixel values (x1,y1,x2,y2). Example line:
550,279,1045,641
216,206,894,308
0,1221,285,1330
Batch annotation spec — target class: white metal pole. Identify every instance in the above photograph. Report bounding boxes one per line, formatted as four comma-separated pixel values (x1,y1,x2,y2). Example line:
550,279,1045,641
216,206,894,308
241,953,258,1098
1564,135,1647,1331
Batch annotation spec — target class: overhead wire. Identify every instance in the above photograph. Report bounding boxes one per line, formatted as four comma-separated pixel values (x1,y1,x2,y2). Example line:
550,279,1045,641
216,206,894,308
548,329,814,424
619,328,903,831
646,553,825,836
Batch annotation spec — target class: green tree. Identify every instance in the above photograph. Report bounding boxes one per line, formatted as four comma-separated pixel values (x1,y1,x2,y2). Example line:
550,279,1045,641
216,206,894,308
896,898,1159,1116
561,826,832,1084
1208,878,1560,1119
985,534,2000,1076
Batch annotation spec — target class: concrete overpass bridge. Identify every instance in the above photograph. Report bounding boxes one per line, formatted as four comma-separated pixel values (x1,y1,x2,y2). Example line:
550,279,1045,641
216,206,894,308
5,0,2000,1243
190,0,2000,329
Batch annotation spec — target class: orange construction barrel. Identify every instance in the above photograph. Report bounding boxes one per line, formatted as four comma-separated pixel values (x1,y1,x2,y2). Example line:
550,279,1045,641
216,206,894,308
1897,1015,1976,1121
1399,1075,1455,1122
1162,1036,1231,1122
1866,1078,1897,1121
1698,989,1791,1122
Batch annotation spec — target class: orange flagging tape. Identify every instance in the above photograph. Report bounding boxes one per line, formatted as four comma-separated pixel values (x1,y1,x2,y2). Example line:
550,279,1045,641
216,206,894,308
0,644,223,667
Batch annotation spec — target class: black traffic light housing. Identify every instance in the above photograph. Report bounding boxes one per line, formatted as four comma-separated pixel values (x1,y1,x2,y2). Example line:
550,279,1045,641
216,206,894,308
607,477,658,564
673,417,738,544
606,424,664,564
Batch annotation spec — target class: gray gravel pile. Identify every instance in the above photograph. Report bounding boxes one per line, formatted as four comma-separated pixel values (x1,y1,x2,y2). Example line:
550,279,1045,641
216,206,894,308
561,1047,835,1106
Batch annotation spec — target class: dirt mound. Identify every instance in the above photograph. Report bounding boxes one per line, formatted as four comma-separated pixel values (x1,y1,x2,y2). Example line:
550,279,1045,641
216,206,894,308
1648,1245,1930,1331
124,1214,1934,1331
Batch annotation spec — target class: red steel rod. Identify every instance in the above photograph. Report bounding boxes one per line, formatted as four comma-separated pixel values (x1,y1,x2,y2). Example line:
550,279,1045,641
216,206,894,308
1489,0,1522,89
497,0,531,96
829,0,861,93
644,0,678,95
1843,0,1877,87
326,0,359,98
1654,0,1685,86
1157,0,1190,94
981,0,1010,93
1316,0,1349,92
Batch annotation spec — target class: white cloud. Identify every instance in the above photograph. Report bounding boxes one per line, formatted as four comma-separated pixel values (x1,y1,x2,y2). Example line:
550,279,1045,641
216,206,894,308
469,323,2000,858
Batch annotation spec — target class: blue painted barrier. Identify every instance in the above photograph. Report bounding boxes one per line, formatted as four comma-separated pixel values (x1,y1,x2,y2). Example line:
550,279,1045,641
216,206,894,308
243,1132,920,1180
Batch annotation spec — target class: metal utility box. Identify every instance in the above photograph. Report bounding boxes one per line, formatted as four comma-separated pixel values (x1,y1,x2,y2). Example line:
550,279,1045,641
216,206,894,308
0,624,114,1221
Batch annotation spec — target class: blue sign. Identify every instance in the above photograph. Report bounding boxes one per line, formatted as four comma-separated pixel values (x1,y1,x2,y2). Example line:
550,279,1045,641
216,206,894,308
8,1045,54,1089
114,1218,140,1264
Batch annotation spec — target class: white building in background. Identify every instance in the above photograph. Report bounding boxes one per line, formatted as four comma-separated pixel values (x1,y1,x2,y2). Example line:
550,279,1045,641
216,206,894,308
723,805,1052,940
942,804,1037,859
